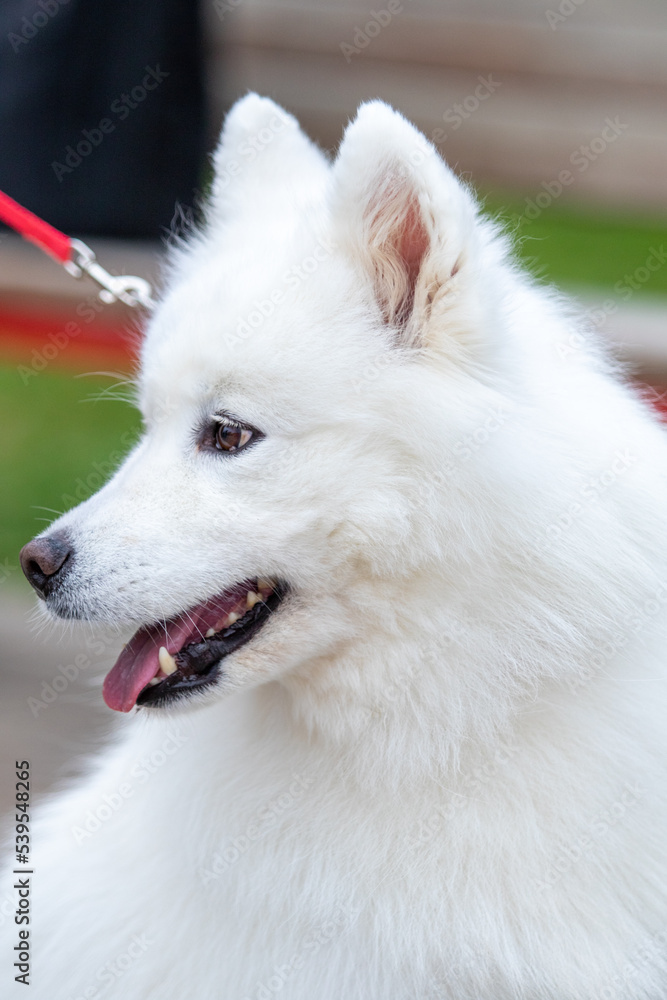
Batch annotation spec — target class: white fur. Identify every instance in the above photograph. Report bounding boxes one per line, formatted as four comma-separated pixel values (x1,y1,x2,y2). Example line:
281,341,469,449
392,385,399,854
3,95,667,998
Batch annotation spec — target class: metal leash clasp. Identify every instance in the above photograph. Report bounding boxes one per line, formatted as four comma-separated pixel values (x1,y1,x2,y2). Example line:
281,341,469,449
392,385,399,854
64,238,155,310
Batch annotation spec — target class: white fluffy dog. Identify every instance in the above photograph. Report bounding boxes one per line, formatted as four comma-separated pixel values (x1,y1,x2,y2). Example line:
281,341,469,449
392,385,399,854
5,95,667,998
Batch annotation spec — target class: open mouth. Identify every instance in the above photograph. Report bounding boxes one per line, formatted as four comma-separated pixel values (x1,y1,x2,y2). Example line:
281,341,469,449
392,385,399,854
102,578,286,712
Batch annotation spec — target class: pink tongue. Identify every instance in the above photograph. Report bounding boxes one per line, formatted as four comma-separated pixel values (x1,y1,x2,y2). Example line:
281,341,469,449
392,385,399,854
103,587,248,712
103,617,192,713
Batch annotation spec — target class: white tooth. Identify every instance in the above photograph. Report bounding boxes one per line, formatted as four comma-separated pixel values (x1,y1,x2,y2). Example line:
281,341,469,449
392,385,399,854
246,591,261,609
205,628,215,638
148,678,160,686
227,611,240,625
256,578,272,593
158,646,178,675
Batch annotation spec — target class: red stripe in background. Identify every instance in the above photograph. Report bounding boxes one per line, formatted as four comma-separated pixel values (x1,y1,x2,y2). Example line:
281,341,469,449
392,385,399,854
1,307,666,424
638,383,667,420
0,307,138,371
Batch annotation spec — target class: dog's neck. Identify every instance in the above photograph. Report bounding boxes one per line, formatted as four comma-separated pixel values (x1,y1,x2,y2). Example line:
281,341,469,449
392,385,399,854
276,557,667,790
274,582,527,789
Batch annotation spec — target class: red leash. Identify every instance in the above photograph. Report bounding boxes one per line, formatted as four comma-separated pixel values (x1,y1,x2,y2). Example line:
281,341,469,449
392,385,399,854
0,189,71,263
0,188,154,309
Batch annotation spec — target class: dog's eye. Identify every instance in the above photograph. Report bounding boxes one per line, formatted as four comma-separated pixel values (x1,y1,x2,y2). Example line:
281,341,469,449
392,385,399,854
198,413,263,456
214,423,253,453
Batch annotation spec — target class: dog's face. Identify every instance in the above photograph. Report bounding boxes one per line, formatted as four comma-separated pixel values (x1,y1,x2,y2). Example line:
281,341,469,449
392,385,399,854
21,96,500,713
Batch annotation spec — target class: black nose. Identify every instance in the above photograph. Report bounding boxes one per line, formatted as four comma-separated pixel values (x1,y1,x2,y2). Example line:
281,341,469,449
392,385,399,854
20,531,73,597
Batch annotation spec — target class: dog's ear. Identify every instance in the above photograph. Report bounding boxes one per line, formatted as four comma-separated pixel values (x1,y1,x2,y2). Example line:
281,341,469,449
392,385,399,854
210,93,329,216
331,101,480,347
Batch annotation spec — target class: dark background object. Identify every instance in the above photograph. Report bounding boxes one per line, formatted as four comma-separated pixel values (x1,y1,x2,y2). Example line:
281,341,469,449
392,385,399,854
0,0,207,237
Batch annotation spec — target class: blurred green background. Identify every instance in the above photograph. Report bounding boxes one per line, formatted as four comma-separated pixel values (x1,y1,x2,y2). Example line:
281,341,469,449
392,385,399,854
1,366,140,574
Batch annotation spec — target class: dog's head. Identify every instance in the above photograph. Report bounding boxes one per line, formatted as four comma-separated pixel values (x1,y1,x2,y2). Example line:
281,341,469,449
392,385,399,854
21,96,514,714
